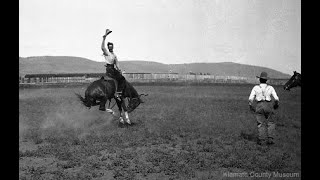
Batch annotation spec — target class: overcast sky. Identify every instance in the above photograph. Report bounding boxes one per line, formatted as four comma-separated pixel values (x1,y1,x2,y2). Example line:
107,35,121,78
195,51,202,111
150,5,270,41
19,0,300,74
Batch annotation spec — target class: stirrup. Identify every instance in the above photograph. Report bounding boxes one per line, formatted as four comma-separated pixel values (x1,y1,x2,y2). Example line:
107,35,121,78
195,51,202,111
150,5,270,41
115,92,122,97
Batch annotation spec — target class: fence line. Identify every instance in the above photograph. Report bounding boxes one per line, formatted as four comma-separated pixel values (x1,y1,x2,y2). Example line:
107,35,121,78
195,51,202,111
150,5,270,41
19,73,289,85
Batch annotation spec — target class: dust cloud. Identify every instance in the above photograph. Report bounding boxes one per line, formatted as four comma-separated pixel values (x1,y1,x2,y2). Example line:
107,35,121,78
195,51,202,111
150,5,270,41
43,101,116,138
21,100,116,141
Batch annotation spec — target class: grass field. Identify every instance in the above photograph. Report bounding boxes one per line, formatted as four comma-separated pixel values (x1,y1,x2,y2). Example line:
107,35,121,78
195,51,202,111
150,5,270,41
19,84,301,180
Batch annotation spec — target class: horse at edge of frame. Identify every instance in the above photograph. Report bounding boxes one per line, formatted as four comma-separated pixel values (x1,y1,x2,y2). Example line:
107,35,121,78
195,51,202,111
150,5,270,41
283,71,301,91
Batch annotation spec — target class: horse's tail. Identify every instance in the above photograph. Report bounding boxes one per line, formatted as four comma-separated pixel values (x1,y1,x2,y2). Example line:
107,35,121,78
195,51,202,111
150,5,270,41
75,93,91,108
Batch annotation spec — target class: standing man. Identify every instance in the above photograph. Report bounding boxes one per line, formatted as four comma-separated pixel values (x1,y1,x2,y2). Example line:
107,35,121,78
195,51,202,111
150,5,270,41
101,29,126,98
248,72,279,145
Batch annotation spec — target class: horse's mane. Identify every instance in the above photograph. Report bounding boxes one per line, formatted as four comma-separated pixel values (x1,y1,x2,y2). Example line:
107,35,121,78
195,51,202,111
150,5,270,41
296,72,301,78
292,71,301,80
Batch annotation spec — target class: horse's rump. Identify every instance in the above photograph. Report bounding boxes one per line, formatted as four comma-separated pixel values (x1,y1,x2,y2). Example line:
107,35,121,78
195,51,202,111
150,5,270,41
85,78,115,99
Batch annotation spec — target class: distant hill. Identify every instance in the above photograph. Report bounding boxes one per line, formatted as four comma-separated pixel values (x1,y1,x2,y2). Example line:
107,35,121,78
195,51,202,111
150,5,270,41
19,56,291,79
169,62,290,78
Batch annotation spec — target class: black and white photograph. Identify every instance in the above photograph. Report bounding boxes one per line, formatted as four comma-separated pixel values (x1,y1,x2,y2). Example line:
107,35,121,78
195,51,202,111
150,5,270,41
19,0,301,179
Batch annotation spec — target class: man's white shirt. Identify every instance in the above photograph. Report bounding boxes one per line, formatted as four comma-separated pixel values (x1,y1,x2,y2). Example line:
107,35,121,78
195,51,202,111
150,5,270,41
104,53,117,65
249,83,279,102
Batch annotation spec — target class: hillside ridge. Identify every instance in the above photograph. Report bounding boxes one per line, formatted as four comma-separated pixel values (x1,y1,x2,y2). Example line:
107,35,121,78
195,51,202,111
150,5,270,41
19,56,291,79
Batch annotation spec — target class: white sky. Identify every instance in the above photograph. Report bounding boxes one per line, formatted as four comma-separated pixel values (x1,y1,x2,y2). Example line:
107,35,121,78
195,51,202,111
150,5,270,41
19,0,301,74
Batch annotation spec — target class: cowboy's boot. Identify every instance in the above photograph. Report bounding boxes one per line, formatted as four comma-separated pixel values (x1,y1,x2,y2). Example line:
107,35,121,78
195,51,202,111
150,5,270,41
115,91,122,98
115,90,122,100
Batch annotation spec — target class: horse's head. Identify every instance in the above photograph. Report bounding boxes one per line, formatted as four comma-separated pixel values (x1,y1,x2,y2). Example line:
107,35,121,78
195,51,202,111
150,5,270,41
126,94,148,113
122,81,148,113
284,71,301,91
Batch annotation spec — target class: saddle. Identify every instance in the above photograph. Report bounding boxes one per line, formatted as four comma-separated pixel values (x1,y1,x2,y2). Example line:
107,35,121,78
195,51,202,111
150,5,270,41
100,75,123,98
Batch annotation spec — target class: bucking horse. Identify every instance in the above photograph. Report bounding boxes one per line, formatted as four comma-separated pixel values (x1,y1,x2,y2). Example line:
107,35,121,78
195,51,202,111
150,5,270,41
283,71,301,91
75,76,148,124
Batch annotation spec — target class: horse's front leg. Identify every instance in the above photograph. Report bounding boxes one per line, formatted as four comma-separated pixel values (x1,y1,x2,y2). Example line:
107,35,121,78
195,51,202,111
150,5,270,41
120,99,131,124
116,98,124,124
105,98,115,114
116,98,131,124
98,98,107,111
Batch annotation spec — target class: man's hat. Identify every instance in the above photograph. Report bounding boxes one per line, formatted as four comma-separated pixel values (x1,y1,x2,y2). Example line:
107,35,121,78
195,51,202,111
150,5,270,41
256,72,269,80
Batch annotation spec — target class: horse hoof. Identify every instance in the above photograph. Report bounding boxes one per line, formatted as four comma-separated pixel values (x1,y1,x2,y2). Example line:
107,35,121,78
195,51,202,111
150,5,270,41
119,117,124,124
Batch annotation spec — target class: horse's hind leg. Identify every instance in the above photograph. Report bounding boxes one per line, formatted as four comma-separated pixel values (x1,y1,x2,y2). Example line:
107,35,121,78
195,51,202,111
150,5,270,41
105,99,115,114
118,98,131,124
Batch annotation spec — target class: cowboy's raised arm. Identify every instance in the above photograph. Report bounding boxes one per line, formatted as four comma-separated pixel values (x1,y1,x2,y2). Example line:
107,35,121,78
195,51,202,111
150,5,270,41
101,35,109,56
